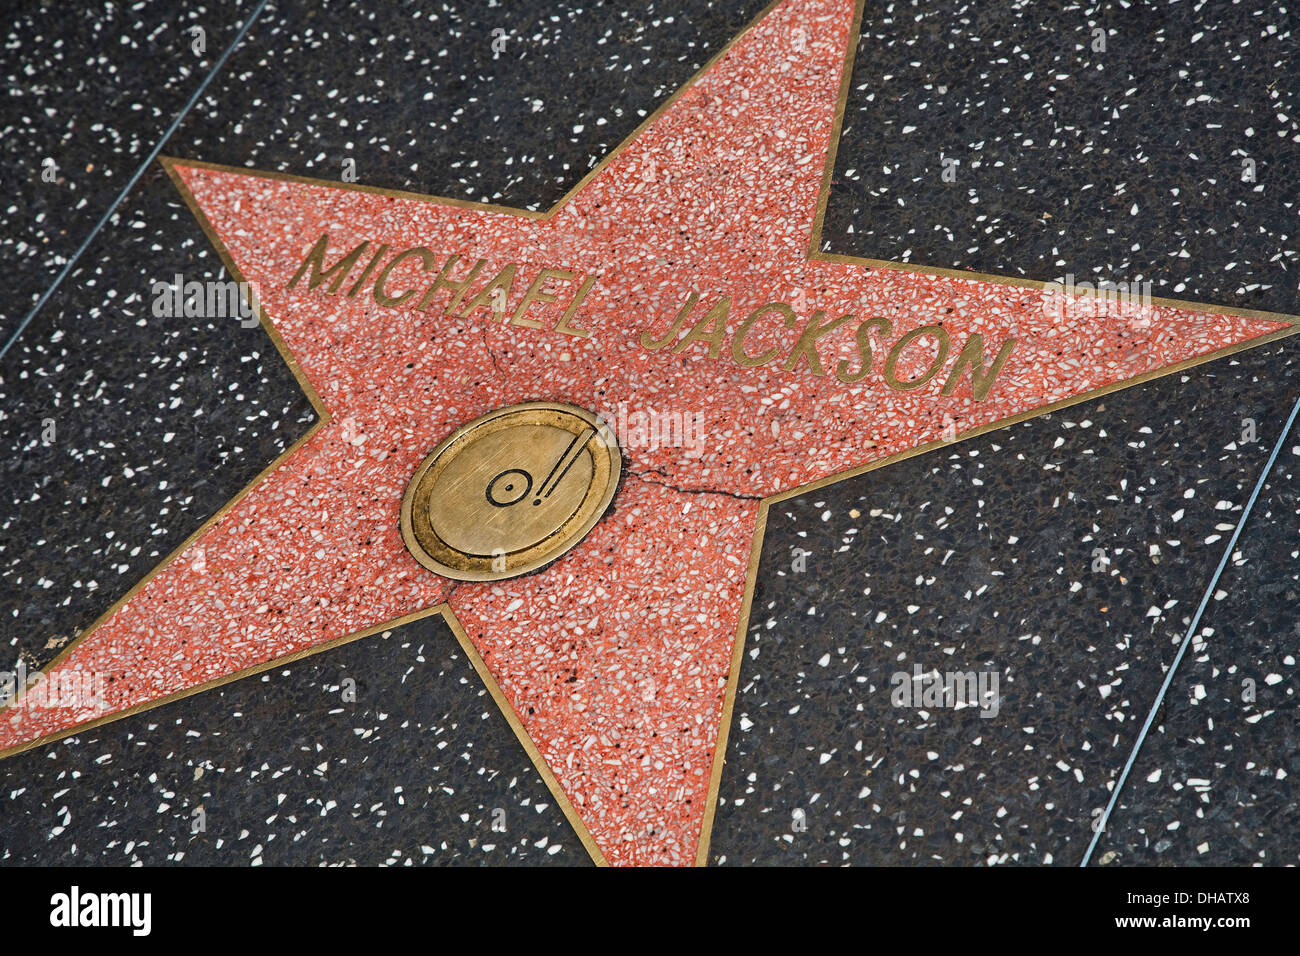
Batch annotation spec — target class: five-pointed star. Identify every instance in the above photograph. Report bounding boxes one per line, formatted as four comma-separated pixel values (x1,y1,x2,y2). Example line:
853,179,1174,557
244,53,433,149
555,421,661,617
4,0,1296,866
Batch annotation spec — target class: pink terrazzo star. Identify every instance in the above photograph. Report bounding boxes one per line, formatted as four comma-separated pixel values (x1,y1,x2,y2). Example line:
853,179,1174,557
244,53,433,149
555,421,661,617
3,0,1295,865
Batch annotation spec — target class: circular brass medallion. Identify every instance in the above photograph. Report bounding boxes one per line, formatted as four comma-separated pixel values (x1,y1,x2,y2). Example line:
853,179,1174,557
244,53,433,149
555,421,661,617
401,401,621,581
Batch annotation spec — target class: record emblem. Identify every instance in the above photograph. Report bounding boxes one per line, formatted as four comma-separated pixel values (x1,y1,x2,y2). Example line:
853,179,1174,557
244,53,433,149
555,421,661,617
401,402,621,581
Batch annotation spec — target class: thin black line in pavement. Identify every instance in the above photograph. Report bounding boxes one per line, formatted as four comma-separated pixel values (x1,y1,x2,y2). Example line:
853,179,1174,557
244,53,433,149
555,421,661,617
0,0,272,362
1080,387,1300,866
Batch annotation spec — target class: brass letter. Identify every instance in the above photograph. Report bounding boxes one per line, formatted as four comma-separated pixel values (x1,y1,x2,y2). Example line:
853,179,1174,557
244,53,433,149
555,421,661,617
641,292,698,350
416,255,487,316
671,296,731,359
373,247,436,308
458,263,519,319
781,310,856,376
347,243,392,297
732,303,795,368
511,268,576,329
555,275,597,338
940,334,1018,401
836,316,892,383
287,234,370,294
883,324,951,391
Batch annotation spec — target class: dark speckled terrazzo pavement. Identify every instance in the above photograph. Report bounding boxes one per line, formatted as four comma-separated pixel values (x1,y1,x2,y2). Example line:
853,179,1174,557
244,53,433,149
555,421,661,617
1,0,256,344
824,0,1300,316
2,0,1297,865
708,339,1300,865
0,615,586,865
1093,451,1300,866
706,0,1300,866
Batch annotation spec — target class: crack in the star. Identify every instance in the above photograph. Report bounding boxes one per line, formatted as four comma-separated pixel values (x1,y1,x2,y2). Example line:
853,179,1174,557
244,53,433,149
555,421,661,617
479,322,504,378
442,579,464,605
626,467,762,501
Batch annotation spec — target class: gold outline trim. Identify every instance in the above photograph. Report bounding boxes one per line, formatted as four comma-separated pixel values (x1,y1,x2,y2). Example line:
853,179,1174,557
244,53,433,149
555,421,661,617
5,0,1298,871
803,1,1300,330
0,159,333,713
